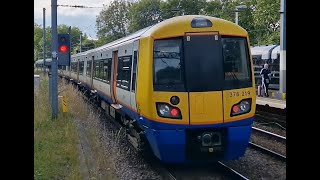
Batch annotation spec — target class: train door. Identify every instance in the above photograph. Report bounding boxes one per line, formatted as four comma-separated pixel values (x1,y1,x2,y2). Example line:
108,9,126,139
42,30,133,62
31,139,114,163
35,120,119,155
90,56,94,89
111,51,118,103
85,59,89,85
183,32,224,125
130,40,139,110
76,59,80,82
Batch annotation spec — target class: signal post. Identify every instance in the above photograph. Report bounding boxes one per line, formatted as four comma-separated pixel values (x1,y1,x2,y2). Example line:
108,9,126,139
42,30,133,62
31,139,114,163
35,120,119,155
51,0,70,118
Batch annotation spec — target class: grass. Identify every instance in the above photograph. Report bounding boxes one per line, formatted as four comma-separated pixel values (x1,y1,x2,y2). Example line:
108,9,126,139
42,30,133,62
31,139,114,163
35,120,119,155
64,81,118,179
34,76,81,180
34,68,43,75
34,75,118,179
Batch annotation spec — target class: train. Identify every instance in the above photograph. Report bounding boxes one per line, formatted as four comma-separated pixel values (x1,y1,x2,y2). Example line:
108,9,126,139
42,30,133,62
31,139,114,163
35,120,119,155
37,15,256,164
34,58,51,71
251,44,280,90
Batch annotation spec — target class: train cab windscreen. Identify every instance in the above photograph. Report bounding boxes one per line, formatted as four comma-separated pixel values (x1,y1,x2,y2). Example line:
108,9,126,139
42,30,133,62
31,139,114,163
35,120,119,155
153,35,252,92
153,39,185,92
222,36,252,90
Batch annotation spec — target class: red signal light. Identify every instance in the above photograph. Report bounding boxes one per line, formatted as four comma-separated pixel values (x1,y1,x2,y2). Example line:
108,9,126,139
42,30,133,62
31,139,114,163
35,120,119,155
59,45,68,53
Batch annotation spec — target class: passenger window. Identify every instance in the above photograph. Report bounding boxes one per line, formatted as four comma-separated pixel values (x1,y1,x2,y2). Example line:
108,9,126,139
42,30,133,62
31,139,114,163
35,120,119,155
117,56,132,91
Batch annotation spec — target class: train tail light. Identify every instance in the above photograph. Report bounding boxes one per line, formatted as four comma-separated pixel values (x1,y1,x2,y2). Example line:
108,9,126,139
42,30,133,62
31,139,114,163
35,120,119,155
230,98,252,116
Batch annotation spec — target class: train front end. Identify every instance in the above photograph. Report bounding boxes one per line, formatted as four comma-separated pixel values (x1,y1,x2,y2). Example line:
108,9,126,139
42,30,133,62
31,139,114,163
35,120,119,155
136,15,256,163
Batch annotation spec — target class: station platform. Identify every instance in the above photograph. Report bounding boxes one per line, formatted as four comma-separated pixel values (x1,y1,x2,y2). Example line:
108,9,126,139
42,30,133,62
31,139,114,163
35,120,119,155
255,87,286,109
256,88,286,99
256,96,286,109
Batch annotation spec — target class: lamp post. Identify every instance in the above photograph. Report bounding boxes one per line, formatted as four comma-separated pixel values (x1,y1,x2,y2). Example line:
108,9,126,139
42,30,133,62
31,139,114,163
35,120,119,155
80,33,82,53
235,5,247,25
69,35,81,54
43,8,46,73
279,0,286,93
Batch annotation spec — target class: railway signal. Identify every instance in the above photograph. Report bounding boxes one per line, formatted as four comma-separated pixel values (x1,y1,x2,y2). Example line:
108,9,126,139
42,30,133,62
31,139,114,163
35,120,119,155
57,33,70,66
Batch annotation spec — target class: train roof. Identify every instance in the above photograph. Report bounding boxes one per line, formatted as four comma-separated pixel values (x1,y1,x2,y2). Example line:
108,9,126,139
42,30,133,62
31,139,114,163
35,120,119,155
71,26,153,58
251,45,277,60
35,58,52,64
271,45,280,60
35,60,42,64
71,51,88,58
71,15,248,58
98,26,152,51
141,15,248,39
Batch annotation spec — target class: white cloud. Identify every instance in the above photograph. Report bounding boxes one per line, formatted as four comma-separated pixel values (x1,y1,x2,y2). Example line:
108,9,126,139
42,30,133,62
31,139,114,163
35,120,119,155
34,0,112,38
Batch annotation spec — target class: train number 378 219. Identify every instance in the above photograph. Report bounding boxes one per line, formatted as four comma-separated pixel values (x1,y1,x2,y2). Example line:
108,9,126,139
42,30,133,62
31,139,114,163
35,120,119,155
229,91,250,97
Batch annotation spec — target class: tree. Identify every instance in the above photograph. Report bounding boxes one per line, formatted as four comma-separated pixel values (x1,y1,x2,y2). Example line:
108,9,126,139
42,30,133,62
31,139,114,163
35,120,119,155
251,0,280,45
34,23,43,62
235,1,257,45
57,25,84,54
92,0,280,47
81,39,97,52
96,0,131,44
128,0,163,33
215,0,240,22
161,0,207,19
95,37,109,47
205,0,280,46
204,0,223,17
34,23,88,62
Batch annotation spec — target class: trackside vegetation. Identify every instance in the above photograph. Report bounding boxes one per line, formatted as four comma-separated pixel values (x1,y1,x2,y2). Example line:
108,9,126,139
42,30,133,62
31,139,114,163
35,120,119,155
34,75,118,179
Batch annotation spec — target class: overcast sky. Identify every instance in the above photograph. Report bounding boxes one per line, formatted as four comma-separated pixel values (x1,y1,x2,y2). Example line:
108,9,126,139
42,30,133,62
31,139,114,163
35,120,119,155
34,0,111,39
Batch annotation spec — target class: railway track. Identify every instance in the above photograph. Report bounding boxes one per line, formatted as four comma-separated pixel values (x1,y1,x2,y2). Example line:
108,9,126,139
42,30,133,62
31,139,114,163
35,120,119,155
250,127,286,161
158,166,177,180
66,80,275,179
254,110,286,128
160,162,249,180
249,142,286,162
252,127,286,143
217,161,249,180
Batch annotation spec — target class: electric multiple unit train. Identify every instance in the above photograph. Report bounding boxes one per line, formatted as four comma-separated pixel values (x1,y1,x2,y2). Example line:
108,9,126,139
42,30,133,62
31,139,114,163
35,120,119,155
41,15,256,163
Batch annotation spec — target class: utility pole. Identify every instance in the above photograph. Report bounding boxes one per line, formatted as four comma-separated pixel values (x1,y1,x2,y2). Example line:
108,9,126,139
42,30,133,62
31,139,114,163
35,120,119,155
43,7,52,104
51,0,58,118
43,8,46,73
235,11,239,25
279,0,286,93
234,5,247,25
68,26,72,67
80,33,82,53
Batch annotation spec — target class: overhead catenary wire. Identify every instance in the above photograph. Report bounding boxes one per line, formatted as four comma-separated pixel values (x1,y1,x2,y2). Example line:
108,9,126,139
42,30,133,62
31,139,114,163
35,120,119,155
58,4,103,8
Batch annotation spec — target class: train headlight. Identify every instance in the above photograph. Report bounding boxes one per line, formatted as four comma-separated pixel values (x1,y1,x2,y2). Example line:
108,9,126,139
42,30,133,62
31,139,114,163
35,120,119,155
240,101,250,111
159,104,170,115
156,102,182,119
191,17,213,28
231,98,252,117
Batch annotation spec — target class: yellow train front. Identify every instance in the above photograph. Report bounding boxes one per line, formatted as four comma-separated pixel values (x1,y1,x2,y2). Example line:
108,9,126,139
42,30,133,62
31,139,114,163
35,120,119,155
135,15,256,163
